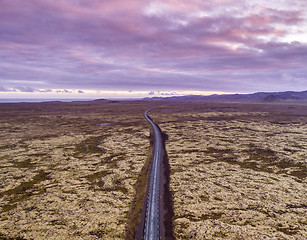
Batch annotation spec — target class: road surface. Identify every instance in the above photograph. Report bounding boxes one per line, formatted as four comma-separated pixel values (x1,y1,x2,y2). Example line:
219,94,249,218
144,108,162,240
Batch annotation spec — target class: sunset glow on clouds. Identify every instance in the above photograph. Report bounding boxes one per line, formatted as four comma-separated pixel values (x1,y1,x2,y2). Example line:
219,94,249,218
0,0,306,98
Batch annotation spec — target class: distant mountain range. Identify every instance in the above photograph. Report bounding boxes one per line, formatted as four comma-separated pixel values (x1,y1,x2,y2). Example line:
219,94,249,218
144,90,307,102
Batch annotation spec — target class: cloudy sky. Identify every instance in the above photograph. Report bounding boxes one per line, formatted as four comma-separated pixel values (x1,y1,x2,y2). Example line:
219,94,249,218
0,0,306,99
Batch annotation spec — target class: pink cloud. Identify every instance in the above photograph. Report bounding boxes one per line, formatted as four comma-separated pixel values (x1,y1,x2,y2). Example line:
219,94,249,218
0,0,306,93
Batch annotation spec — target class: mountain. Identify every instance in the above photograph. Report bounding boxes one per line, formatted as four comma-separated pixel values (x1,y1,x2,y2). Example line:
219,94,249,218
263,95,281,102
144,90,307,102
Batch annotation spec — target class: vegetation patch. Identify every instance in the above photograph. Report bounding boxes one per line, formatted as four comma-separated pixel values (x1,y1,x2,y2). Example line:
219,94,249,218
13,159,35,169
0,233,29,240
49,218,68,226
0,101,152,239
0,170,48,211
276,223,300,236
0,170,48,198
159,104,307,239
74,136,107,155
89,228,106,238
85,170,109,182
200,212,223,220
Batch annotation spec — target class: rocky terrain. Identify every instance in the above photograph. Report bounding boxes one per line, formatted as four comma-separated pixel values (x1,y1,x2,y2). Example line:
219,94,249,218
1,100,307,239
153,103,307,239
0,101,150,239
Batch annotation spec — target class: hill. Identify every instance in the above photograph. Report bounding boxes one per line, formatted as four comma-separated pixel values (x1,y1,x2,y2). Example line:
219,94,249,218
144,90,307,102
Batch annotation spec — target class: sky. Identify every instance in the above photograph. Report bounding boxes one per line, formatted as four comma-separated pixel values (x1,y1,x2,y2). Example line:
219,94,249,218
0,0,307,99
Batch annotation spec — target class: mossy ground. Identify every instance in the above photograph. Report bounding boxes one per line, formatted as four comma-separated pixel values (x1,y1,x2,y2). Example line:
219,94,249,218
155,102,307,239
1,100,307,239
0,101,151,239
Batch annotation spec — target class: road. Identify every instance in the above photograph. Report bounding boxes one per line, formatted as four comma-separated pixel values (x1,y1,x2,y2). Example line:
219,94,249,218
144,108,162,240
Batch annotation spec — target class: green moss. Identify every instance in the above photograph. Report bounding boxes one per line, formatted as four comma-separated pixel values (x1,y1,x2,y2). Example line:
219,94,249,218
209,147,307,179
89,228,106,238
105,186,128,194
0,233,28,240
0,170,48,198
200,194,210,201
213,231,227,238
214,196,223,201
28,153,46,157
86,170,109,182
86,171,129,193
13,159,34,169
74,136,107,155
0,170,49,211
24,205,37,212
179,149,202,154
96,180,105,188
289,170,307,179
174,221,190,239
102,154,124,168
200,212,223,220
276,224,300,235
248,148,276,162
2,204,17,212
85,170,109,189
0,144,16,150
104,179,128,194
49,218,68,226
206,147,232,154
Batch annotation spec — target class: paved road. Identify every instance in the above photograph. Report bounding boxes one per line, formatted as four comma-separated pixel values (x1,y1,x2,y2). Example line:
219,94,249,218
144,108,162,240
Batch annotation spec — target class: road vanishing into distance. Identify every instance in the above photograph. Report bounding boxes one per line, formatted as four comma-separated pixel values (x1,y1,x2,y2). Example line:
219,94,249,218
144,108,162,240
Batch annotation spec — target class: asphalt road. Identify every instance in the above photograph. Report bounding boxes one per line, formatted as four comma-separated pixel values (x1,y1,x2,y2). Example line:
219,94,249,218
144,108,162,240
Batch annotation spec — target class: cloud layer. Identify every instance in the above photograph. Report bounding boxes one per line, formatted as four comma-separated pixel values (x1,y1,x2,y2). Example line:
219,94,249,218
0,0,306,94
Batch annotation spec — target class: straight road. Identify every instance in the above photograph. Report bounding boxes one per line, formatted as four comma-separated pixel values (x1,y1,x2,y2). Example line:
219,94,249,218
144,108,162,240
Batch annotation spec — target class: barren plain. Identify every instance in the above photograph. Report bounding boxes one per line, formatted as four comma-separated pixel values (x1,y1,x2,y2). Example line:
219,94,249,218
152,101,307,239
0,100,306,240
0,101,152,239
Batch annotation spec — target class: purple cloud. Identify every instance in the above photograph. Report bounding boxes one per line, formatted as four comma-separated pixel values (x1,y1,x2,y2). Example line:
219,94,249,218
14,86,35,92
0,0,306,94
0,86,9,92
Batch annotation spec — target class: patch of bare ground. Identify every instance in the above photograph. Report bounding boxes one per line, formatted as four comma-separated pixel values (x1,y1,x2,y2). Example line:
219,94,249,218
153,101,307,239
0,101,152,239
